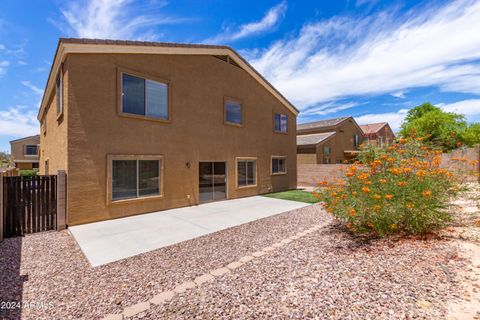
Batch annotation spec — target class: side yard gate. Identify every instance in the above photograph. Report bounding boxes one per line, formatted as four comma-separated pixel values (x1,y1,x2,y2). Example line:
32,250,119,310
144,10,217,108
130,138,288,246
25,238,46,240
2,175,57,238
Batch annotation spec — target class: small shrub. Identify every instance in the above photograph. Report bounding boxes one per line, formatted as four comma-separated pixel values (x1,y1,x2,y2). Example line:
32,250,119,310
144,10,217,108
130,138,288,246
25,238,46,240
20,169,37,177
314,137,461,237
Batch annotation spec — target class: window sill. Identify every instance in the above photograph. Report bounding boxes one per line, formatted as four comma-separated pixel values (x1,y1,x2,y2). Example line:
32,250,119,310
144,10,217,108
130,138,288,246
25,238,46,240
271,172,287,176
236,184,257,190
109,194,164,205
56,112,64,122
224,121,243,128
119,112,171,124
273,130,288,135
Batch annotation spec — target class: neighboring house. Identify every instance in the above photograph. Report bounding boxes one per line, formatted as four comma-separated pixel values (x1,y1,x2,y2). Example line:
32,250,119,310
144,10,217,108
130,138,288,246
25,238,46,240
296,117,363,164
10,135,40,170
37,38,298,226
360,122,395,147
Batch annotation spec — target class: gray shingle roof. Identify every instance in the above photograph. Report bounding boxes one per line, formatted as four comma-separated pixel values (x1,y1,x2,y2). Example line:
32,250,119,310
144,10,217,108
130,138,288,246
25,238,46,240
297,117,349,131
297,132,336,146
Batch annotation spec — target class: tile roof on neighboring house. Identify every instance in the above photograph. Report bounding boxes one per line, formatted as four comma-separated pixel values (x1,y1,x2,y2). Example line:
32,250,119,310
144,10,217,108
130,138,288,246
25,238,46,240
9,134,40,144
297,117,349,131
297,132,336,146
360,122,388,135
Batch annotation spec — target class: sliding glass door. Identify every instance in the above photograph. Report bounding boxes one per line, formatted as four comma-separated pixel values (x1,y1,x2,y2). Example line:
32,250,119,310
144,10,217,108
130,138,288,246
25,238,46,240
199,162,227,203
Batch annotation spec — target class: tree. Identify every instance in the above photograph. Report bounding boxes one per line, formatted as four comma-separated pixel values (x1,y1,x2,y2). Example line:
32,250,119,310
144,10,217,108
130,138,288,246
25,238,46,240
400,102,480,151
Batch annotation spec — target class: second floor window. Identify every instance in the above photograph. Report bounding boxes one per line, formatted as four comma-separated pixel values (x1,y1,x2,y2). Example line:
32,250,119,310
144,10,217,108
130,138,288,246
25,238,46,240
56,71,63,115
274,113,287,133
25,145,38,156
122,73,169,120
225,99,242,125
323,146,331,156
354,134,359,148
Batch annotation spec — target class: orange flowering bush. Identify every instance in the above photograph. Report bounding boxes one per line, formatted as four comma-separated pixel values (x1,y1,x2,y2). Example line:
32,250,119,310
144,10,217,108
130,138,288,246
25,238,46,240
314,137,461,237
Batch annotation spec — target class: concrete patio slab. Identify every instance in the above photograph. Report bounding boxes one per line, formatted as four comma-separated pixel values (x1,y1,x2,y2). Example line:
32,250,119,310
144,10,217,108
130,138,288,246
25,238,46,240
69,196,309,266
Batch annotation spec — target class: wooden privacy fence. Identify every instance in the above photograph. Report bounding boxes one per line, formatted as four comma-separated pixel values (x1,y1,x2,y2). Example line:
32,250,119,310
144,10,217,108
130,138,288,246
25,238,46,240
2,175,57,238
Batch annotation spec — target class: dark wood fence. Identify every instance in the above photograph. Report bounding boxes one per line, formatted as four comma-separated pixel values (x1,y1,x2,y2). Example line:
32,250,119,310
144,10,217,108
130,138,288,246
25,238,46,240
3,175,57,238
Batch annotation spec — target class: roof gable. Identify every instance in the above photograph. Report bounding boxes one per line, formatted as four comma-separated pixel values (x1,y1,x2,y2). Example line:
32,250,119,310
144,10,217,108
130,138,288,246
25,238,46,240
296,132,336,146
37,38,299,120
360,122,389,134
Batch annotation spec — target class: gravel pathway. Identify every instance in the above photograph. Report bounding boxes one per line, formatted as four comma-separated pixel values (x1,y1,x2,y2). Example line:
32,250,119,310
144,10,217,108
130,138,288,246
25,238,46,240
0,204,327,319
141,224,463,320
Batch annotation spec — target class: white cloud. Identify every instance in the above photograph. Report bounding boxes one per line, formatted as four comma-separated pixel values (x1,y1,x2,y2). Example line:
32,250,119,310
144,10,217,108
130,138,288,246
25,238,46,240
206,1,287,44
0,60,9,76
356,109,409,131
301,101,358,117
250,0,480,110
391,91,406,98
21,81,44,96
56,0,188,40
0,106,39,137
440,99,480,116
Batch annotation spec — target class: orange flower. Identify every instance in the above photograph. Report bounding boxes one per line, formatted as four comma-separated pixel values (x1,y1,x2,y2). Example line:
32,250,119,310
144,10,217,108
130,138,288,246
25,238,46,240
348,208,356,217
422,190,432,197
399,138,407,144
387,157,395,162
406,203,415,209
373,194,381,200
352,191,358,196
402,167,412,174
380,154,388,160
373,205,381,211
397,181,407,187
319,180,329,186
385,194,394,200
416,170,427,177
390,223,397,230
358,173,370,180
364,180,372,185
379,178,387,184
361,186,371,193
416,137,424,141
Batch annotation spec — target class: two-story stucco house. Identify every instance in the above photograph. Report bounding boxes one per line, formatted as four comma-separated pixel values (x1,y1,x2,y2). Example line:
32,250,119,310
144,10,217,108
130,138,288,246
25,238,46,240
360,122,395,147
296,117,363,164
37,38,298,226
10,135,40,170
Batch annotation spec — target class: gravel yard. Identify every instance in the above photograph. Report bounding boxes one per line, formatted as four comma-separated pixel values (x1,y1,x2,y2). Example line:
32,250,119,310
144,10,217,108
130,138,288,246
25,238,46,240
0,204,327,319
1,186,479,320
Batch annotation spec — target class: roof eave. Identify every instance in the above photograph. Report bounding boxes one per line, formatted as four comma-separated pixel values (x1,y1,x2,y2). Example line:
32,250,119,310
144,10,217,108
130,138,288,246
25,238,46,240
37,39,299,120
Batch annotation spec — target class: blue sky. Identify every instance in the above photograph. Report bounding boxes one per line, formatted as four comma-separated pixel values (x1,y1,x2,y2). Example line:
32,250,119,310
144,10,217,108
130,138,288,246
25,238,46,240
1,0,480,152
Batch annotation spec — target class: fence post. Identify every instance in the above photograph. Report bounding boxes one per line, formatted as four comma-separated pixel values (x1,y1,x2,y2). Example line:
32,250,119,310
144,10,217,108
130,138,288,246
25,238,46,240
0,172,3,242
57,170,67,231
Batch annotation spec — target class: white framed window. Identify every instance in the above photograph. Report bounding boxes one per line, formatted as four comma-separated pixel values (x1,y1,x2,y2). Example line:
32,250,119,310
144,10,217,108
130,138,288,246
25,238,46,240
121,73,169,120
108,155,163,202
271,156,287,175
236,157,256,188
24,145,38,156
323,146,331,156
274,113,288,133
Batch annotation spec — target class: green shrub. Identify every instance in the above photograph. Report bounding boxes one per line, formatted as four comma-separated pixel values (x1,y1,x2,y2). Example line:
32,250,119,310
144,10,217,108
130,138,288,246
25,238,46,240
314,136,461,237
20,169,37,177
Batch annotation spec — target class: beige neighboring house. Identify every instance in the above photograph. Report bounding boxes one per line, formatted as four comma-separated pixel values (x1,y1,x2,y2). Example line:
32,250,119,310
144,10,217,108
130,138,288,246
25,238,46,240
37,38,298,226
10,135,40,170
360,122,395,147
297,117,364,164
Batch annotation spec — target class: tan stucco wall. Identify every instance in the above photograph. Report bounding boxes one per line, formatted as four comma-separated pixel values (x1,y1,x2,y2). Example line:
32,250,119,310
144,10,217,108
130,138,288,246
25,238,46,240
39,66,68,176
10,136,40,163
296,119,363,164
60,53,297,225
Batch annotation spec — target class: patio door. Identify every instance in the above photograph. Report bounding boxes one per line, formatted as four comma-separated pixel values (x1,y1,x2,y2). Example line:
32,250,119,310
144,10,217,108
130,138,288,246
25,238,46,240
199,162,227,203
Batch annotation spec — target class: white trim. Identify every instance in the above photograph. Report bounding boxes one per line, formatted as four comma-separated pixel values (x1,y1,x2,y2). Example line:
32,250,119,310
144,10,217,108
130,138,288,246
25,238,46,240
38,42,298,120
